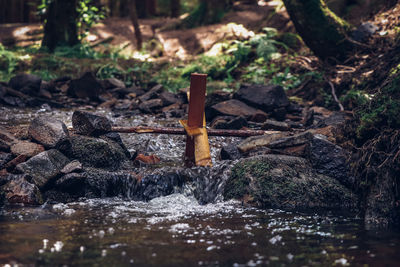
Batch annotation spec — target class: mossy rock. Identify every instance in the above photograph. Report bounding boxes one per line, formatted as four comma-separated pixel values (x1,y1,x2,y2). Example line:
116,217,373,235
224,155,357,210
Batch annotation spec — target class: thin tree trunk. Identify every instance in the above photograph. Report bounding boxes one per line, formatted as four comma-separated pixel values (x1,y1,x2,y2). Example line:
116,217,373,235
282,0,353,60
130,0,142,50
42,0,79,51
170,0,180,18
147,0,157,16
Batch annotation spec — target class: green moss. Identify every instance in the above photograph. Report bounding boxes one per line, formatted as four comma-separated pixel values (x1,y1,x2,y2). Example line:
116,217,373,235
224,160,271,200
357,75,400,139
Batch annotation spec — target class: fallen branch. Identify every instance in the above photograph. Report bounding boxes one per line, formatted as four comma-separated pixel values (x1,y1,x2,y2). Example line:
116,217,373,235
111,126,268,137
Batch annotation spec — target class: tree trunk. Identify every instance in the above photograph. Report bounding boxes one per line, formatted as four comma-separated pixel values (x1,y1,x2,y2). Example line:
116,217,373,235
130,0,143,50
147,0,157,16
170,0,180,18
183,0,230,28
42,0,79,51
282,0,353,60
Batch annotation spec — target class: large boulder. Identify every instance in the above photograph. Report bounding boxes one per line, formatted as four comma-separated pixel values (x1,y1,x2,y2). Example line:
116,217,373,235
28,117,70,149
223,155,357,210
2,174,43,205
8,73,42,95
207,99,267,122
67,72,104,99
16,149,69,189
234,84,289,112
66,135,129,170
72,110,112,136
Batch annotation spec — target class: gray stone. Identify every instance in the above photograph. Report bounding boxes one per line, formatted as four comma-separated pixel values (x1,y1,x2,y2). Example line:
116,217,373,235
208,99,267,122
55,172,86,194
139,99,164,113
220,145,241,160
16,149,69,189
0,153,14,169
103,77,126,89
159,91,181,106
237,132,289,153
2,174,43,205
268,132,313,149
28,116,69,148
9,73,42,94
67,72,104,99
67,135,129,170
234,84,289,112
351,22,378,43
72,110,112,136
211,116,248,130
60,160,83,174
306,134,353,187
139,84,163,102
223,155,357,210
261,119,291,131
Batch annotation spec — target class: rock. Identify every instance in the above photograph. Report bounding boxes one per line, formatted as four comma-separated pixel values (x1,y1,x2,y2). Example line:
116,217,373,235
2,174,43,205
261,120,290,131
211,116,248,130
40,80,56,93
28,116,70,149
315,111,349,128
302,108,314,127
139,84,164,102
237,132,289,154
139,99,164,113
351,22,378,42
83,168,138,199
159,91,181,106
234,84,289,112
8,73,42,95
0,127,17,147
136,172,184,201
16,149,70,189
55,172,86,194
60,160,83,174
223,155,357,210
67,135,129,170
67,72,104,99
4,155,28,171
111,86,144,98
102,77,126,89
72,110,112,136
208,99,267,122
205,90,231,109
220,145,241,160
268,132,313,149
10,141,45,157
100,132,131,159
306,134,353,187
0,153,14,169
1,96,26,107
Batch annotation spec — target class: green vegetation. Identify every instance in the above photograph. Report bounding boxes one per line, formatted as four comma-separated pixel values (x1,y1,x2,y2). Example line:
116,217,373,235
224,160,271,200
38,0,105,39
356,74,400,139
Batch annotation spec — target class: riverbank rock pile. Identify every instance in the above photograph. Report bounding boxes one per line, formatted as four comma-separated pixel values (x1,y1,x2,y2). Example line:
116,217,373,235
0,74,359,214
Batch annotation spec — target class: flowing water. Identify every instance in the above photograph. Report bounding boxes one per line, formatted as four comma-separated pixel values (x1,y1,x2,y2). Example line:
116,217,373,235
1,107,400,266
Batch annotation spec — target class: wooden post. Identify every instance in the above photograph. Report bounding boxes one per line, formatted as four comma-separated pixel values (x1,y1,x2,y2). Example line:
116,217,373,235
181,73,212,167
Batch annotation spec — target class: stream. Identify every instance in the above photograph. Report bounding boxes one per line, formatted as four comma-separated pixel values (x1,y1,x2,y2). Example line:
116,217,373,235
1,106,400,266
